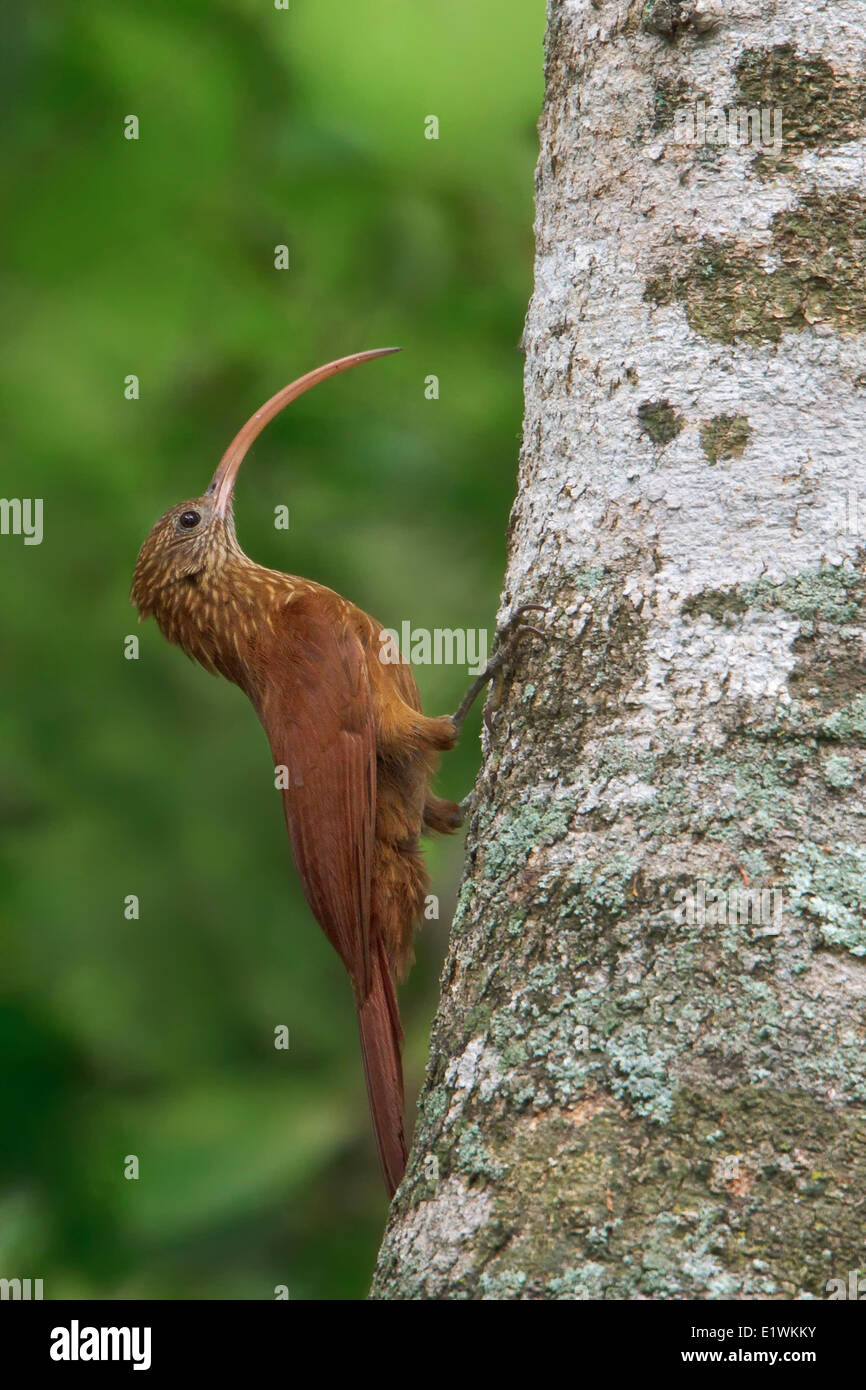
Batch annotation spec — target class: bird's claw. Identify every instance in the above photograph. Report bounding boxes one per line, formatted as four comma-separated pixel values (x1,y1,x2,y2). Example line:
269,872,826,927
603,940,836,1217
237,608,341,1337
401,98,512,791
493,603,549,655
450,603,549,735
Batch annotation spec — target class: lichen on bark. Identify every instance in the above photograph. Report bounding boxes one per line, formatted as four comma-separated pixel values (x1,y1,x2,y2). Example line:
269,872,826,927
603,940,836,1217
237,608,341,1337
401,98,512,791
700,414,751,465
638,398,684,445
645,190,866,344
735,44,866,153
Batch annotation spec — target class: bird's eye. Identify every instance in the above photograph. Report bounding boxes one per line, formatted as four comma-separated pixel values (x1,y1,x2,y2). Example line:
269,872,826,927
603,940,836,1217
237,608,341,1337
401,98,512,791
178,510,201,530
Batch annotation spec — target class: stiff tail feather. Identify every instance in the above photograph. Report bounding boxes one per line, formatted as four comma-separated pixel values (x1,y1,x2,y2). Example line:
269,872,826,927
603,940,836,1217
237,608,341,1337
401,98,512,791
357,939,407,1197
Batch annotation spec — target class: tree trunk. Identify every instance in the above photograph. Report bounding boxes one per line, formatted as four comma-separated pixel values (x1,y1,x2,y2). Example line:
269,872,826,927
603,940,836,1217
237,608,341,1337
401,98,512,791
372,0,866,1300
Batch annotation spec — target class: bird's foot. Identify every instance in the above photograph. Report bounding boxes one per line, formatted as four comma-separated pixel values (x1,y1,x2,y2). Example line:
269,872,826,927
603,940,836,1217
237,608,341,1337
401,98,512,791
451,603,548,735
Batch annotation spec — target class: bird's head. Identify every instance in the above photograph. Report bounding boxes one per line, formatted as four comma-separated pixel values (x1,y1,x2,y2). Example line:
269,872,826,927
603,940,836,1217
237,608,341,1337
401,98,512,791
130,494,228,616
131,347,400,619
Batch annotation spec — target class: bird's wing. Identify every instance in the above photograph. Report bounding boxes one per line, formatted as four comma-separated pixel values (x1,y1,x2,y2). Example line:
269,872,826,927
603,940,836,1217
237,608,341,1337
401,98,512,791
256,592,376,997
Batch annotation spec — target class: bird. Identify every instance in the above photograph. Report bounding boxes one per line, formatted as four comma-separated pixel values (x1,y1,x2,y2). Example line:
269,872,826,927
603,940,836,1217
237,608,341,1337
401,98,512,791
131,348,541,1197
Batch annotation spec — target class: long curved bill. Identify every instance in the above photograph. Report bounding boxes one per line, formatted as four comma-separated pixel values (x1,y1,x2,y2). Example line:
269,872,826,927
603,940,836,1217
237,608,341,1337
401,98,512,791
207,347,401,516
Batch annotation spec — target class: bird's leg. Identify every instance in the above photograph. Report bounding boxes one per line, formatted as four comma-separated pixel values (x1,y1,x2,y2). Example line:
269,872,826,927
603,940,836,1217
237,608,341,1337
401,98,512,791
454,605,547,821
452,603,547,737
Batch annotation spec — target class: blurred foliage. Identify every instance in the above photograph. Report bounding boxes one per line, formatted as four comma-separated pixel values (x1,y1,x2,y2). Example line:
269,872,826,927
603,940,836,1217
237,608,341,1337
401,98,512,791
0,0,543,1298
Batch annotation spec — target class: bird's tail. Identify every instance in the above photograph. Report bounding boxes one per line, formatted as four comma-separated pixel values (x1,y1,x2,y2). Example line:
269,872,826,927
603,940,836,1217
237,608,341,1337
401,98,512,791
357,938,407,1198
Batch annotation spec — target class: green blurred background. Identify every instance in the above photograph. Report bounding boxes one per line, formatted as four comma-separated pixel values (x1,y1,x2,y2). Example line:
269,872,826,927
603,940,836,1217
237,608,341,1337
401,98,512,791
1,0,542,1298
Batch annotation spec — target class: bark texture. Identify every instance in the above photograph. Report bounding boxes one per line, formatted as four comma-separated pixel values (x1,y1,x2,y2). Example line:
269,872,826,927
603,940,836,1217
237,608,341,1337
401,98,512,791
372,0,866,1300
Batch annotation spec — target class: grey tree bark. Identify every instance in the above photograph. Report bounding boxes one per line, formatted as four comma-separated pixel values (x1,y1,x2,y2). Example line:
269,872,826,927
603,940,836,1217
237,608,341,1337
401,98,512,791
372,0,866,1300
